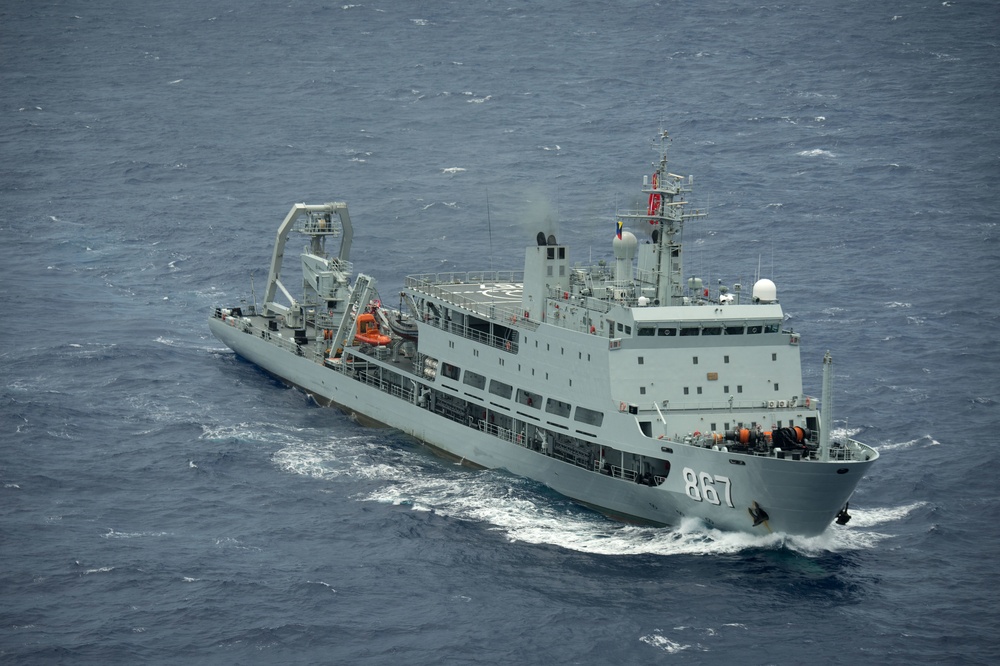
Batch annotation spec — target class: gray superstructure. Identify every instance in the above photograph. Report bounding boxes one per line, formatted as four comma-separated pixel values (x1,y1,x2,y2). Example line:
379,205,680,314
209,132,877,537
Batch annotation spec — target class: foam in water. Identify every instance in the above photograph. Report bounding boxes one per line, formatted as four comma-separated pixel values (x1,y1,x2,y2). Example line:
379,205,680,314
797,149,836,157
639,632,696,653
877,434,940,451
275,437,915,556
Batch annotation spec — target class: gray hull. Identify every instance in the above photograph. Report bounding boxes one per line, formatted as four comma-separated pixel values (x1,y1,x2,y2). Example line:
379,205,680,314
210,316,875,536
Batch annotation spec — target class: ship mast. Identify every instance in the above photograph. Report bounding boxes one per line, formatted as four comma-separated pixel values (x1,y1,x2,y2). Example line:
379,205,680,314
819,350,833,461
620,130,704,306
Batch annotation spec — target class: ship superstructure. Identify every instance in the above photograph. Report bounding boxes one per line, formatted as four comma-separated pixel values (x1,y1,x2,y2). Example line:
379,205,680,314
209,133,877,536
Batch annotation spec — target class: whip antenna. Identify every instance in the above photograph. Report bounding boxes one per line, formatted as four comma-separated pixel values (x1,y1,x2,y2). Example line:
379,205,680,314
486,188,494,273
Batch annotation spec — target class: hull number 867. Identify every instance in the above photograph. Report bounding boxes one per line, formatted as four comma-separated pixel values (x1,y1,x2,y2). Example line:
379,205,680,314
682,467,735,508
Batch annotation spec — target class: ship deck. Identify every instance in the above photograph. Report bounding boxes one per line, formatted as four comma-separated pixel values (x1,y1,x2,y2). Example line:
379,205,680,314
405,272,526,320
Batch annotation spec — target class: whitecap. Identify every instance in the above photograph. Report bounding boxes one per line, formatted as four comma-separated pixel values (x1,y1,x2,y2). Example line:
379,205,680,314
797,149,836,158
441,167,466,174
103,528,170,539
877,435,939,451
639,632,693,653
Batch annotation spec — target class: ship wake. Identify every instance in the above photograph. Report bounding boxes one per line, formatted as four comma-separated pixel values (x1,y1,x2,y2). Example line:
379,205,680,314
269,434,913,557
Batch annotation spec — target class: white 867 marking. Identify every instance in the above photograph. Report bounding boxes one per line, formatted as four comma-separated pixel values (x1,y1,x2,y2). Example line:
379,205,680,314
682,467,735,508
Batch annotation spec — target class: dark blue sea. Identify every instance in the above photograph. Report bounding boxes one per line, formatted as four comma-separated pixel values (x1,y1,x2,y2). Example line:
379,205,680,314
3,1,999,663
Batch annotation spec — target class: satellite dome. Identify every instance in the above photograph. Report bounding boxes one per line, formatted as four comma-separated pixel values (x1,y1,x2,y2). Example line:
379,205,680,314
752,278,777,303
612,231,637,259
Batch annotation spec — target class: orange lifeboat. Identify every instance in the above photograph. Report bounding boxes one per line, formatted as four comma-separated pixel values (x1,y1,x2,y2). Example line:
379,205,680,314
354,313,392,346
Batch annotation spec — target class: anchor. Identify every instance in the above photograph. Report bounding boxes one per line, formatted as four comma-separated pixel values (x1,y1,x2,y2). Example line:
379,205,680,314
835,503,852,525
748,501,770,529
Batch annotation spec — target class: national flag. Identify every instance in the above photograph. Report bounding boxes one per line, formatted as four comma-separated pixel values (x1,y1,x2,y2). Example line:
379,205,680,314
616,219,623,240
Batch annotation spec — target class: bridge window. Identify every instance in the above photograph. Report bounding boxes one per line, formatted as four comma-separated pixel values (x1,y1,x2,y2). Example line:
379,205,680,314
441,362,461,380
658,327,676,336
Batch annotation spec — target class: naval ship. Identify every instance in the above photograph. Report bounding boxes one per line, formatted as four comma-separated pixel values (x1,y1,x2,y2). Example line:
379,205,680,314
209,132,878,537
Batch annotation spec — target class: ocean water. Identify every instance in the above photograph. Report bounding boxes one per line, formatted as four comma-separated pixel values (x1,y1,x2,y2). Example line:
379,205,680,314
2,0,999,663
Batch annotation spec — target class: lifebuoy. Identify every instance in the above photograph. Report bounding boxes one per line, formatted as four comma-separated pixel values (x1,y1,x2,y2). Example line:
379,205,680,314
647,192,662,217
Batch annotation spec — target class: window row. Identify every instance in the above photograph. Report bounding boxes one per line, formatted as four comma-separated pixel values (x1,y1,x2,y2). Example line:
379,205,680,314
636,323,781,337
453,367,603,427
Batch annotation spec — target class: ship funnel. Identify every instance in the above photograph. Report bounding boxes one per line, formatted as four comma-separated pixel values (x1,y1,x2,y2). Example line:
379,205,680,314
536,231,547,246
547,234,557,246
